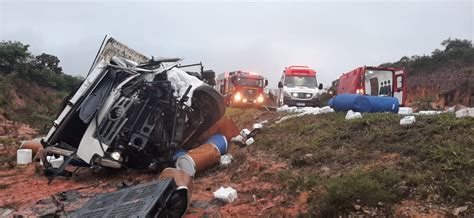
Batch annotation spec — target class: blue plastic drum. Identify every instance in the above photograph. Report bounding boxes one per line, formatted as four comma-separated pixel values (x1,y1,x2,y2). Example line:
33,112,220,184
329,94,399,113
205,134,228,155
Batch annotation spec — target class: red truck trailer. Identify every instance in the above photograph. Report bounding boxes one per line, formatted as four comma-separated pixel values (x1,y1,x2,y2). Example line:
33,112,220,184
337,66,407,105
216,71,268,107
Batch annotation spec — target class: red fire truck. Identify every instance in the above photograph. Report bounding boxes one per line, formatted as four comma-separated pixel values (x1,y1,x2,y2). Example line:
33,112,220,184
216,71,268,107
337,66,407,105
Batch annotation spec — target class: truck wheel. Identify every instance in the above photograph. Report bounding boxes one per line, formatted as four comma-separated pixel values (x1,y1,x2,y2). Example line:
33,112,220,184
191,85,226,136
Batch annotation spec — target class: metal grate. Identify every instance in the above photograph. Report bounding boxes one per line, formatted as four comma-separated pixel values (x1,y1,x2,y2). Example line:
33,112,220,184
79,209,108,218
244,89,257,97
72,178,176,218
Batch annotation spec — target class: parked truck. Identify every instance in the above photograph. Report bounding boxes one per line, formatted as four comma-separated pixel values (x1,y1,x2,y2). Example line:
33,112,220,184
337,66,407,105
216,71,268,107
277,66,323,107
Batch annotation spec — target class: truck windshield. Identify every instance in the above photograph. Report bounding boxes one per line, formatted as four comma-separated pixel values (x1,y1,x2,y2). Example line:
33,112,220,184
236,77,263,87
284,76,317,88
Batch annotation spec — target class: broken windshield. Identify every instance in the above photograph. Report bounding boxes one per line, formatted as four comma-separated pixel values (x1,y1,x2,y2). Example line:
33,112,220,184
284,76,317,88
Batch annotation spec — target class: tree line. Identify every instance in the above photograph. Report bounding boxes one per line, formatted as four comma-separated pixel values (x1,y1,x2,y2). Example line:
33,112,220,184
379,38,473,72
0,41,83,92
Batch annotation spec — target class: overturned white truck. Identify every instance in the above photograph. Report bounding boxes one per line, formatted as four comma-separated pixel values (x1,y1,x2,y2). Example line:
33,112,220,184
40,38,225,177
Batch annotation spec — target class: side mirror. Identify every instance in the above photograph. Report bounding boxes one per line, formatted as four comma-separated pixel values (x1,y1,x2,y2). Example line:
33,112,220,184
318,83,323,90
264,79,268,87
278,82,283,88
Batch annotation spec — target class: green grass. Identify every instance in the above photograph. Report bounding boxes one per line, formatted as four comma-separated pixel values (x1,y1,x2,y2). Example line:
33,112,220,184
254,112,474,215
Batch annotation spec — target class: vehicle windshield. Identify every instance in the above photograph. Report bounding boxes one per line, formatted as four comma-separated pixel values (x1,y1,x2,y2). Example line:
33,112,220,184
235,77,264,87
284,76,317,88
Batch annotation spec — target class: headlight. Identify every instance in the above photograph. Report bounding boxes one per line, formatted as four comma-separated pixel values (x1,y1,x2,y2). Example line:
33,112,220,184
234,92,242,101
257,95,264,103
110,152,122,161
306,93,312,98
291,92,298,98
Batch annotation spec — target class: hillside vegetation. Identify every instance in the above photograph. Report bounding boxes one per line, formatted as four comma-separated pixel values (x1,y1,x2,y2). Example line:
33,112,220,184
0,41,82,130
380,38,474,108
256,111,473,216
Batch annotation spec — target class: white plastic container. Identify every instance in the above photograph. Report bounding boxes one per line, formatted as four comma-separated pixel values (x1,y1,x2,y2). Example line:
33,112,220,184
245,137,255,146
398,107,413,115
455,108,474,118
231,135,244,143
418,110,441,115
17,149,32,165
220,154,233,166
253,123,263,129
345,110,362,120
213,186,238,203
240,128,251,137
400,116,416,125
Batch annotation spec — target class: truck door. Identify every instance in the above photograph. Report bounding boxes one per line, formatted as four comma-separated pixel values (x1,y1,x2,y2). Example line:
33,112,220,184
393,70,405,105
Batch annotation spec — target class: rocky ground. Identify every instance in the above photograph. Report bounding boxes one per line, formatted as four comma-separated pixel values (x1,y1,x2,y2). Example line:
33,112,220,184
0,108,473,217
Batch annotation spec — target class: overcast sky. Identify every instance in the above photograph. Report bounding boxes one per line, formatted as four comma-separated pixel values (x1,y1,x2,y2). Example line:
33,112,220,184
1,0,472,87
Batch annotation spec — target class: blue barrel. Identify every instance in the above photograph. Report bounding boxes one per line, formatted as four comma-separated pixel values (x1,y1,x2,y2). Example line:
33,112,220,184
205,134,228,155
329,94,399,113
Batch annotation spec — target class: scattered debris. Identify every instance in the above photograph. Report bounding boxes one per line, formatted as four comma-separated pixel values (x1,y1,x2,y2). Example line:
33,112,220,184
345,110,362,120
253,123,263,129
16,149,32,165
417,110,442,115
20,138,43,157
276,105,334,116
275,105,334,124
400,116,416,125
275,115,297,124
40,156,64,168
240,128,251,138
213,186,238,203
0,208,14,217
398,107,413,115
220,154,233,166
452,205,468,216
455,108,474,118
245,137,255,146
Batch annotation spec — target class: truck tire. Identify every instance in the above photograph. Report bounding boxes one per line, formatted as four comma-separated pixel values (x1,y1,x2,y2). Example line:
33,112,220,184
191,85,226,137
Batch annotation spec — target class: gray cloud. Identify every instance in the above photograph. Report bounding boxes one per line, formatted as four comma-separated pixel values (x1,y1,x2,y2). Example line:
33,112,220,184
1,0,472,87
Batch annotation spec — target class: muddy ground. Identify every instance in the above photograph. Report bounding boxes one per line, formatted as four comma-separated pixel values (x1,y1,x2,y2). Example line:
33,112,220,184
0,108,473,217
0,109,301,217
